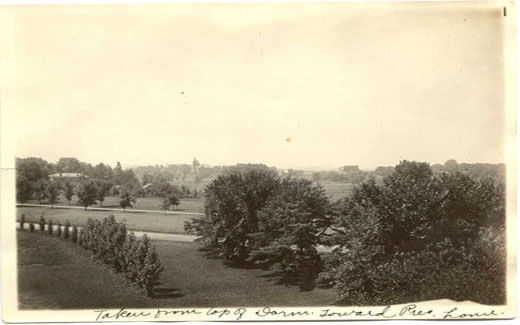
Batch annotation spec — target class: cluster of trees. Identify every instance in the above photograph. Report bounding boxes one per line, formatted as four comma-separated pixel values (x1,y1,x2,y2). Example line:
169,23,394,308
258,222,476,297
135,163,223,183
16,158,142,205
322,161,505,304
186,161,506,303
135,162,278,185
312,170,368,183
79,216,163,296
144,177,199,199
17,177,140,212
135,164,194,182
431,160,506,183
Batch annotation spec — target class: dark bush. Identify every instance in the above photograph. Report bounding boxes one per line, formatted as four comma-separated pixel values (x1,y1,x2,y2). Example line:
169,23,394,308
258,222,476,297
20,213,26,231
38,215,46,232
77,228,83,246
56,222,62,237
71,225,78,243
64,220,71,239
326,161,506,305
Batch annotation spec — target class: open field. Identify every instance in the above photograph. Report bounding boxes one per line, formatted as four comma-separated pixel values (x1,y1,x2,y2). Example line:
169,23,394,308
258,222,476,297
318,182,355,201
23,183,351,211
17,206,194,234
25,196,205,213
17,231,337,309
171,180,213,192
17,182,354,234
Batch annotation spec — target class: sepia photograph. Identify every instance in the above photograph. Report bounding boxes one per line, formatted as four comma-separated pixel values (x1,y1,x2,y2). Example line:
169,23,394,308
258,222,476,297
0,1,517,322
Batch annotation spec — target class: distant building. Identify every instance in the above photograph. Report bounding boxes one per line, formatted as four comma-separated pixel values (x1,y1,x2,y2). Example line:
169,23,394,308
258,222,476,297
49,172,88,182
339,165,361,174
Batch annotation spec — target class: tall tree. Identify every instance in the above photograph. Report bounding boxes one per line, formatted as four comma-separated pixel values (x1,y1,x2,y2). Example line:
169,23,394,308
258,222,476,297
93,163,114,180
47,181,62,208
76,180,98,210
159,194,180,214
95,179,112,207
119,186,136,212
63,181,75,205
250,179,331,290
16,174,33,203
185,168,280,264
56,157,82,173
16,157,51,182
33,180,48,204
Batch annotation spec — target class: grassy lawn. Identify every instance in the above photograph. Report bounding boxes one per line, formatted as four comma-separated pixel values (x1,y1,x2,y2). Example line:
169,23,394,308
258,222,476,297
17,206,195,234
23,183,350,211
318,182,354,201
17,231,337,309
25,196,205,213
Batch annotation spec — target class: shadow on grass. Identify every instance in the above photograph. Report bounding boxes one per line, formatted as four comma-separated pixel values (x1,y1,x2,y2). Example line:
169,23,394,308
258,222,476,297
152,287,184,299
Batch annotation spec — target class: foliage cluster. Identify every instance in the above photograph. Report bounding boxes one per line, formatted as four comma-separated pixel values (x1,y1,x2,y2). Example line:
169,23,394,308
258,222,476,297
321,161,506,305
79,216,164,296
185,169,331,290
187,161,506,303
16,158,141,208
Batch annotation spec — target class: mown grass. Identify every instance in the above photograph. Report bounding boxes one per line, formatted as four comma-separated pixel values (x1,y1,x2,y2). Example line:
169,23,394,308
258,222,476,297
24,196,205,213
318,182,354,201
23,183,350,211
17,231,337,309
17,207,193,234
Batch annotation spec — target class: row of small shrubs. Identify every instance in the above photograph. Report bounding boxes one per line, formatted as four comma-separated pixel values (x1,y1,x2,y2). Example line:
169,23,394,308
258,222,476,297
78,216,164,297
19,214,78,242
18,214,163,297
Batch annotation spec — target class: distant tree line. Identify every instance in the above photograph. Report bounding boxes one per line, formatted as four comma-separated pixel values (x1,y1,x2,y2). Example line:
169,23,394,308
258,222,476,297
186,161,506,304
16,157,208,212
16,157,142,210
311,160,505,184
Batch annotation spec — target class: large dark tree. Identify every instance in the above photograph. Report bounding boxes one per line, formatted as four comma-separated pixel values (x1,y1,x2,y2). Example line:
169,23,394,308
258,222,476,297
16,175,33,203
185,168,279,264
95,179,113,207
326,161,506,305
249,178,331,290
119,185,136,212
63,181,75,205
33,180,48,204
93,163,113,180
56,157,82,173
16,157,51,182
77,180,98,210
46,181,62,208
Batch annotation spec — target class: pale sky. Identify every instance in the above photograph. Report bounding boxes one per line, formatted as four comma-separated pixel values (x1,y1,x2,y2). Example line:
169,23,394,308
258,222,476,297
3,3,508,169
